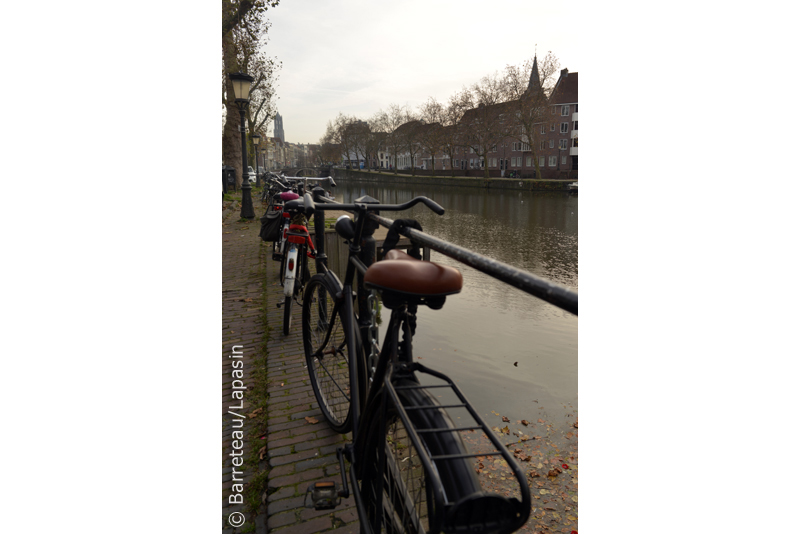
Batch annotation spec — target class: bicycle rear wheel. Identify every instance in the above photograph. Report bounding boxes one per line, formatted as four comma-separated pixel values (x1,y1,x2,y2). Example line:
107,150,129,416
361,378,481,534
302,275,352,433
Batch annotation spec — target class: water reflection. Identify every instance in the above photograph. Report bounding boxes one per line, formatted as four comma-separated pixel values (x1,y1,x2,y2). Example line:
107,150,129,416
335,181,578,429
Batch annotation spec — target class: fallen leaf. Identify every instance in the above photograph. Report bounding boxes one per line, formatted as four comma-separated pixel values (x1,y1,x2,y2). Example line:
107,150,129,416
529,471,540,478
501,426,510,434
547,468,562,477
247,407,263,418
537,419,545,423
304,416,319,424
502,416,510,422
513,361,518,367
573,421,578,428
521,420,530,426
539,489,549,495
258,446,266,460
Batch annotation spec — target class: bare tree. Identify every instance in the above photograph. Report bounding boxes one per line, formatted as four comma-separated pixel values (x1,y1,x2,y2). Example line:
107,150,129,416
503,52,560,180
393,108,423,175
376,104,408,174
457,72,512,179
222,0,281,186
417,97,448,176
439,95,467,177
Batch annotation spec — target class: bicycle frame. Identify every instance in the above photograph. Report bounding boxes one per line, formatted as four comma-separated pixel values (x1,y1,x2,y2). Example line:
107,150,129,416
298,190,557,534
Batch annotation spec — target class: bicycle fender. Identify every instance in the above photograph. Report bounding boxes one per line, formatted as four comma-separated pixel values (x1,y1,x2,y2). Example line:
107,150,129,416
322,270,343,299
284,247,298,297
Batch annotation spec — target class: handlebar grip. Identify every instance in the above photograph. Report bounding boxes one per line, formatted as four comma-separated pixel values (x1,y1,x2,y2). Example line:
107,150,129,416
418,197,444,215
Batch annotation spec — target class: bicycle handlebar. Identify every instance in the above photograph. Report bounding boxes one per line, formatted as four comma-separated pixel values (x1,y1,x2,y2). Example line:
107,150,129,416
291,195,445,216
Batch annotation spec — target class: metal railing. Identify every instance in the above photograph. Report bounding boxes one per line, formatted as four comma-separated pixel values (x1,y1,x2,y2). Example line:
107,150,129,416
310,190,577,316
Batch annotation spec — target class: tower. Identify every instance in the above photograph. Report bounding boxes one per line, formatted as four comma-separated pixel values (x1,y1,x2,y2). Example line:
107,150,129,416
274,112,285,142
526,55,541,94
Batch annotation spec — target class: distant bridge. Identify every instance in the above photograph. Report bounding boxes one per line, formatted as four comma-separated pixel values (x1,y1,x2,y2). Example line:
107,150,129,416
281,167,332,178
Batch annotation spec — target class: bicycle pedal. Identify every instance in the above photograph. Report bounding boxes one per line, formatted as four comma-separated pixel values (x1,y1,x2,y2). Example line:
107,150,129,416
276,302,283,308
303,481,341,510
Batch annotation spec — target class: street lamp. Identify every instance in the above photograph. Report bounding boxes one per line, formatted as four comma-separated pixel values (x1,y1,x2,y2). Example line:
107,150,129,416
252,133,261,188
229,72,255,218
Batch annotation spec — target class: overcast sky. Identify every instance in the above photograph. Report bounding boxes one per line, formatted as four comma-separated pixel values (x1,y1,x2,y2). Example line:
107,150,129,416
262,0,581,144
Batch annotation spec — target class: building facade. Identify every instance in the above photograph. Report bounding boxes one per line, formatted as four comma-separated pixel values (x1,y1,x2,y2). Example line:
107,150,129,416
404,63,578,179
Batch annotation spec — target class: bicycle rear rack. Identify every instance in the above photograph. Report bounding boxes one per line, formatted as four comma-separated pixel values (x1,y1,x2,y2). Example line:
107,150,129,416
385,362,532,534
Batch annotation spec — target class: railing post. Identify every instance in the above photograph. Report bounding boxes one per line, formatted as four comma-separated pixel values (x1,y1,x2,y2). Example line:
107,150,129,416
312,186,327,274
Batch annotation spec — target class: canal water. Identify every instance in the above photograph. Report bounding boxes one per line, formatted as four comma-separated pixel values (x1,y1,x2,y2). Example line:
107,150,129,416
332,180,578,434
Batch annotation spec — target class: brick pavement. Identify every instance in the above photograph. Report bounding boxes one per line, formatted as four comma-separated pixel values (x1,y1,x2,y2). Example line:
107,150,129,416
223,199,357,534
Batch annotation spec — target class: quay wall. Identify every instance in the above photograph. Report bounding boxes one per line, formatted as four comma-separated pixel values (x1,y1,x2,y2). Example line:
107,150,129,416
329,169,574,192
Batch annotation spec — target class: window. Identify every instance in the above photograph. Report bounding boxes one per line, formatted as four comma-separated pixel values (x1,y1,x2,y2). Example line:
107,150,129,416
561,156,567,165
526,156,531,167
574,104,578,112
490,157,497,167
551,106,557,115
549,140,554,148
550,123,555,131
540,141,546,150
469,147,474,153
469,159,474,168
561,105,570,116
560,122,569,133
492,145,497,152
572,138,578,147
549,156,557,166
559,139,568,150
539,157,545,167
541,125,546,134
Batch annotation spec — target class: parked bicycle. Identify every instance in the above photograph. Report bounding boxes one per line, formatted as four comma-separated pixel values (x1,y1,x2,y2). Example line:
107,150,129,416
277,193,315,336
283,192,561,534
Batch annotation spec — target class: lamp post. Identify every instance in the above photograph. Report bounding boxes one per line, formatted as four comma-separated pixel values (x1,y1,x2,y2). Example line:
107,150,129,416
229,72,255,219
252,133,261,188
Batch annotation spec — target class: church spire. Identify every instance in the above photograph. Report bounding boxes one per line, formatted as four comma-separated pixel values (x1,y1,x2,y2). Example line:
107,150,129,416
527,54,541,93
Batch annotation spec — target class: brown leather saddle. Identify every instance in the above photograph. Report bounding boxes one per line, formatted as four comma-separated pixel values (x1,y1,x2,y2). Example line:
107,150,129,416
364,249,463,310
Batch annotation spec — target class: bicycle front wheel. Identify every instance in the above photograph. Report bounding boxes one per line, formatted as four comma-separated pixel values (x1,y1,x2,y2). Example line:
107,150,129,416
302,275,352,433
361,378,481,534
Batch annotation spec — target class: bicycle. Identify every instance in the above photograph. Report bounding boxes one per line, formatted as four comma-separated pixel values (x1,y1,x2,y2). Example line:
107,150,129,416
285,192,533,534
277,193,315,336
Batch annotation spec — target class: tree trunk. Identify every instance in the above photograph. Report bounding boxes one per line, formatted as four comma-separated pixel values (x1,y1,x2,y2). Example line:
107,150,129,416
222,32,244,187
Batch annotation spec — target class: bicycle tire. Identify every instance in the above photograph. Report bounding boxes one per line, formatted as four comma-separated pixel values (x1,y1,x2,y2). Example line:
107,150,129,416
283,295,293,335
302,274,352,433
360,377,481,534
